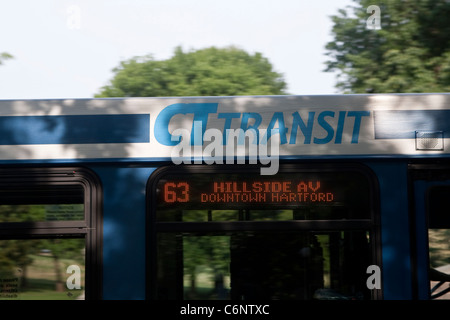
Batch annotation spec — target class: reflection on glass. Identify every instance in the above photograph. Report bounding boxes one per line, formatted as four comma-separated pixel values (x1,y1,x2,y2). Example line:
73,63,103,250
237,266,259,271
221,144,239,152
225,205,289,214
0,204,84,223
427,186,450,300
429,229,450,300
157,231,371,300
0,238,85,300
177,209,352,222
0,184,84,223
183,236,230,299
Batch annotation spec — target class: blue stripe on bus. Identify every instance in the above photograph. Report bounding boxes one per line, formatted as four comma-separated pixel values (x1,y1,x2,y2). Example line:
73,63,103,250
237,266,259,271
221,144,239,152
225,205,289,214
0,114,150,145
0,153,450,165
374,110,450,139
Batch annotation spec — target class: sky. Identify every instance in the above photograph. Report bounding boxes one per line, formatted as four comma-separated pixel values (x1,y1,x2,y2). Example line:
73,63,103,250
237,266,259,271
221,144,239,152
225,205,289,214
0,0,355,100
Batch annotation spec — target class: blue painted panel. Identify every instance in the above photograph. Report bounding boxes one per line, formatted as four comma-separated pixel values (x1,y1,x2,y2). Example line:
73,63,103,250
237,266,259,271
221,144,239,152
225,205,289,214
92,165,156,300
367,162,412,299
0,114,150,145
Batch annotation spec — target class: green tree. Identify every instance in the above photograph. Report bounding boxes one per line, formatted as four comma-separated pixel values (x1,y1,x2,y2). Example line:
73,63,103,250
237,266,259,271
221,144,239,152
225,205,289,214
95,46,287,97
324,0,450,93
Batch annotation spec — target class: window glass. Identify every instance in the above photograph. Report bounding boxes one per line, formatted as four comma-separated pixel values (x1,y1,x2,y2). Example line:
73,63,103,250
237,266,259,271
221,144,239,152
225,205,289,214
427,186,450,299
156,230,372,300
0,185,84,222
0,238,85,300
0,204,84,223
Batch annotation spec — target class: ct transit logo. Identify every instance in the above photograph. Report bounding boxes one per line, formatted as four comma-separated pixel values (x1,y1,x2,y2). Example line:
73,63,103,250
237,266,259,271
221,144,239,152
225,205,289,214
154,102,371,175
155,103,281,175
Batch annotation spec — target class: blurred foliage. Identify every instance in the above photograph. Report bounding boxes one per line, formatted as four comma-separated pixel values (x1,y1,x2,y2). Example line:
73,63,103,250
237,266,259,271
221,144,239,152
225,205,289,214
95,46,287,97
183,235,230,298
0,205,45,223
0,52,13,66
429,229,450,268
0,203,85,293
0,238,85,293
325,0,450,93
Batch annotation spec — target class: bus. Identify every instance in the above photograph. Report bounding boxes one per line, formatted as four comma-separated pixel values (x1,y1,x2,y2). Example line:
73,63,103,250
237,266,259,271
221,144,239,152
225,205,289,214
0,93,449,301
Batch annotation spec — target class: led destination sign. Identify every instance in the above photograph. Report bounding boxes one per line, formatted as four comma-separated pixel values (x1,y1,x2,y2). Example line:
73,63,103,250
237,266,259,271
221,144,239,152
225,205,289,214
162,180,335,205
154,169,375,211
155,169,372,220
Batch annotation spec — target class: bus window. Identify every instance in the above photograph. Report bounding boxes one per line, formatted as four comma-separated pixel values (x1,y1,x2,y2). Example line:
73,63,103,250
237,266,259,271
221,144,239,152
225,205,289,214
427,186,450,300
0,168,101,300
149,164,381,300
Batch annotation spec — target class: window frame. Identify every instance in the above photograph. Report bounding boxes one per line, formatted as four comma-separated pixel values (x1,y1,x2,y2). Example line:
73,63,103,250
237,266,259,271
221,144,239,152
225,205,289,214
0,167,103,300
409,163,450,299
